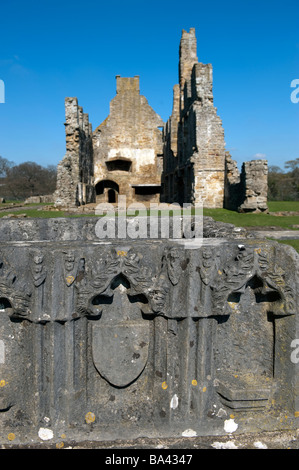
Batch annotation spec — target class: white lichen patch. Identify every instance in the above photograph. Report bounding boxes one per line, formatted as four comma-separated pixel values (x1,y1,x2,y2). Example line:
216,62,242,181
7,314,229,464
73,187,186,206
182,429,197,437
170,394,178,409
212,441,238,449
224,418,238,433
38,428,54,441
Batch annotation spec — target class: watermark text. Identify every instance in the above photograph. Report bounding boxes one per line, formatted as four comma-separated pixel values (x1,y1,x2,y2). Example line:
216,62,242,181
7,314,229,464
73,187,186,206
94,196,203,244
290,79,299,103
0,79,5,103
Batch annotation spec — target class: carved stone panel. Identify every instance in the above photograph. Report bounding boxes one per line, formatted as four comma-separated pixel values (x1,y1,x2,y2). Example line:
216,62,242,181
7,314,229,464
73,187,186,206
0,234,296,444
91,277,150,387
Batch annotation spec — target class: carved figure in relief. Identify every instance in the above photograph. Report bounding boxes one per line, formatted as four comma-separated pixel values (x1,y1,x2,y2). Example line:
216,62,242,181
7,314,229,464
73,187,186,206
30,250,47,287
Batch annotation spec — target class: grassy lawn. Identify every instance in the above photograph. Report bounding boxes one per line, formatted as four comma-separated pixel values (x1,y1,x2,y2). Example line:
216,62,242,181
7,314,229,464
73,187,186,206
267,201,299,212
0,209,67,218
1,200,299,231
202,206,299,230
274,239,299,253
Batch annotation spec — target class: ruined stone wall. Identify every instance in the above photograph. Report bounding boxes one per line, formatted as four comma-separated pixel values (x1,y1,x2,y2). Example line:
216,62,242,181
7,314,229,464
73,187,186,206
238,160,268,212
54,98,95,207
190,63,226,207
93,76,164,205
163,29,226,208
53,28,268,212
163,28,268,212
224,152,242,211
224,155,268,213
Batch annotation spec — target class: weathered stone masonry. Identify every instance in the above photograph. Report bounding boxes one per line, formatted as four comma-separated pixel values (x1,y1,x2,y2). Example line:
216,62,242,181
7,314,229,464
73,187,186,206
162,28,268,211
54,28,268,212
54,98,95,207
92,76,164,205
0,218,297,443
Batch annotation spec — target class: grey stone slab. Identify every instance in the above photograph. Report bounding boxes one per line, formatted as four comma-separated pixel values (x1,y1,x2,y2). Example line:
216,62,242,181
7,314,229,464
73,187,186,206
0,217,297,445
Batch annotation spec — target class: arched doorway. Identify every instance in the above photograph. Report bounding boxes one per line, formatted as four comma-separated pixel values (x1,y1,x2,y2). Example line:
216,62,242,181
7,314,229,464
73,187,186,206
95,180,119,203
108,189,116,203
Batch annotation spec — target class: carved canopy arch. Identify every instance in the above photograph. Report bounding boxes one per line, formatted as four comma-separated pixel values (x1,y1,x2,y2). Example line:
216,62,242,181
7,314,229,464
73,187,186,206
0,257,31,319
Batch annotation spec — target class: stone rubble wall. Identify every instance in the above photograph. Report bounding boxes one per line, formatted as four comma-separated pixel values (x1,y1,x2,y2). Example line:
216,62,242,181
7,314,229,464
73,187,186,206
163,29,226,208
54,97,95,208
92,76,164,205
163,28,269,212
224,154,269,212
239,160,269,212
224,152,242,210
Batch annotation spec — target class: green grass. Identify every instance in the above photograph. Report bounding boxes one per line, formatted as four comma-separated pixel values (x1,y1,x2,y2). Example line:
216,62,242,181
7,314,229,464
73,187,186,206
267,201,299,212
271,239,299,253
202,207,299,230
1,201,299,229
0,209,67,218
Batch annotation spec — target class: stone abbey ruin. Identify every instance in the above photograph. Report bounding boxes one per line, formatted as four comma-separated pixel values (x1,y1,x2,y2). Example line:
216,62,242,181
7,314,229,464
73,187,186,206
54,28,268,213
0,29,298,448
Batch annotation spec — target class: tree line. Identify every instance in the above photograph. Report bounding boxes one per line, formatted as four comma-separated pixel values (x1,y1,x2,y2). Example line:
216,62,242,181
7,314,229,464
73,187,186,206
268,158,299,201
0,155,298,202
0,156,57,201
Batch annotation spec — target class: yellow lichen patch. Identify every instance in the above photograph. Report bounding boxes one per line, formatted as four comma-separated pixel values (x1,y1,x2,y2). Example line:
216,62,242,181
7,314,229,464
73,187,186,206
66,275,75,284
202,387,207,392
218,270,222,275
7,433,15,441
61,433,66,439
191,380,197,386
85,412,96,424
0,380,6,387
56,441,64,449
228,302,238,311
161,381,168,390
294,411,299,417
230,414,235,419
117,250,127,257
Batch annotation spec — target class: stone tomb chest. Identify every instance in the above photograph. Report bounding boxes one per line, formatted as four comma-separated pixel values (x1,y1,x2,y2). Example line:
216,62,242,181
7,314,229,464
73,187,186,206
0,218,298,444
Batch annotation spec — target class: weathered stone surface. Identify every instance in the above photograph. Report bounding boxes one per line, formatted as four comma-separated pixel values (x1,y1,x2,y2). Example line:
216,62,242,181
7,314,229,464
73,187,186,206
0,217,297,445
0,216,250,242
93,76,164,206
24,195,54,204
238,159,269,212
162,28,268,212
54,98,95,208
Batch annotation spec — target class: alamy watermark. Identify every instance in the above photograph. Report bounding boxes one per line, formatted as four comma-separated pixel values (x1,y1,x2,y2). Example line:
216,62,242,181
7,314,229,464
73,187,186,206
94,196,203,244
290,339,299,364
0,79,5,103
290,79,299,103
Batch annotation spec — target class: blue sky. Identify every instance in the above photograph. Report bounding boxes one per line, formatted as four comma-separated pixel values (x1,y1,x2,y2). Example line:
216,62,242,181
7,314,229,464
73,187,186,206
0,0,298,170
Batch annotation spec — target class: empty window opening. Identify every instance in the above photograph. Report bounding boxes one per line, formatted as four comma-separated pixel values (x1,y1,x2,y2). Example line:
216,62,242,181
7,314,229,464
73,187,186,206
105,159,132,172
134,186,161,196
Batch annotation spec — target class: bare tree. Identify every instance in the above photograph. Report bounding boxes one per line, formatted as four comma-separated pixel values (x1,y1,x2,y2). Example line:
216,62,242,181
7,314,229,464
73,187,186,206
3,161,57,200
268,159,299,201
0,156,14,177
